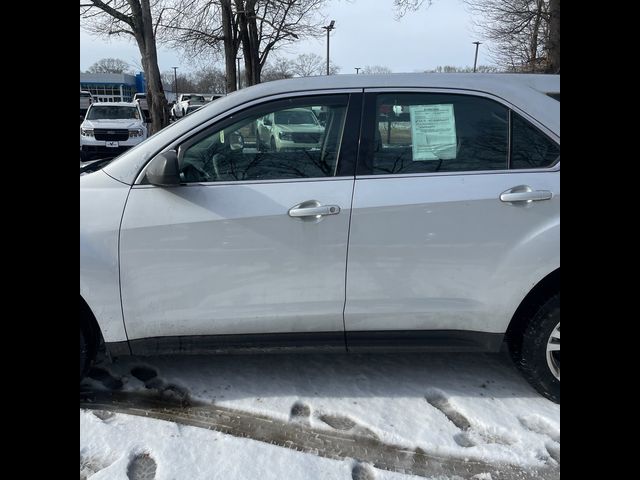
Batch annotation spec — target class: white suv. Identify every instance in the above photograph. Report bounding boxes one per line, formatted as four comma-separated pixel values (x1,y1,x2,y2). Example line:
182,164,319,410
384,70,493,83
80,102,147,160
256,108,325,152
80,73,560,402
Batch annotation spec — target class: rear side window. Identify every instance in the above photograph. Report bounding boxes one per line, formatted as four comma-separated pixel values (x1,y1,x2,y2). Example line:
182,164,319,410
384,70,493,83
371,93,509,174
511,113,560,169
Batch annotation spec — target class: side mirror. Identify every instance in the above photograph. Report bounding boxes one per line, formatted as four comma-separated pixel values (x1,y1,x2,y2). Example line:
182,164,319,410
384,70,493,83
145,150,181,186
263,118,272,126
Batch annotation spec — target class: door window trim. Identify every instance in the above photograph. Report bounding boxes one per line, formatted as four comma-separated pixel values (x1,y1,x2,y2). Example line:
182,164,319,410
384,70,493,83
134,89,363,185
356,88,559,179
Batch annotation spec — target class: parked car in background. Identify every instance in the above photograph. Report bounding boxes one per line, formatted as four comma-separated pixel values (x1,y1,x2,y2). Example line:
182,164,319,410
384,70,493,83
80,91,93,122
186,104,205,115
173,93,207,119
80,73,560,403
80,102,147,160
205,94,225,102
133,92,150,122
256,107,325,152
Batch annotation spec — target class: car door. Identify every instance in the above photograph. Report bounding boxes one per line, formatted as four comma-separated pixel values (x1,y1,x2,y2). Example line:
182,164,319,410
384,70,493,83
344,89,560,349
119,92,362,350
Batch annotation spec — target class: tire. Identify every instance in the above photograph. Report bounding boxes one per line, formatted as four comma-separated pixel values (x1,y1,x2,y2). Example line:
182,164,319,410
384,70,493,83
517,294,560,403
80,326,89,382
256,133,264,151
270,137,277,152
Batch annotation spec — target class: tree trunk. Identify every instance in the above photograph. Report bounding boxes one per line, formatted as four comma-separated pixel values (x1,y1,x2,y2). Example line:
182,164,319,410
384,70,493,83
547,0,560,73
221,0,237,93
235,0,252,86
140,0,169,134
529,0,544,72
235,0,261,86
245,0,261,85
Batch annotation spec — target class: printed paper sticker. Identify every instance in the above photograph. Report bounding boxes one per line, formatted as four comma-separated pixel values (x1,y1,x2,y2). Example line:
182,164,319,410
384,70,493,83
409,104,457,161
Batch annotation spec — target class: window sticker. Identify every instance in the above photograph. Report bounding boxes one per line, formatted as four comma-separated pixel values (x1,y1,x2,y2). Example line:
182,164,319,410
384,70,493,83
409,104,457,160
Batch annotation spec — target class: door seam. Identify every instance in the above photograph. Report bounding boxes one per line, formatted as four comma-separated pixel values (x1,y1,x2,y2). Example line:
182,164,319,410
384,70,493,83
342,88,365,353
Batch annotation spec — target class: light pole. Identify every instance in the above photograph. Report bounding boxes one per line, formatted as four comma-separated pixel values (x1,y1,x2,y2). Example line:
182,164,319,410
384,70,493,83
472,41,481,73
172,66,179,101
236,57,242,90
354,67,361,74
322,20,335,75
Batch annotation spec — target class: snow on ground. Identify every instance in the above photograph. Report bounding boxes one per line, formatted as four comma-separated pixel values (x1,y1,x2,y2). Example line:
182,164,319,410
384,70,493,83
81,409,423,480
81,351,559,479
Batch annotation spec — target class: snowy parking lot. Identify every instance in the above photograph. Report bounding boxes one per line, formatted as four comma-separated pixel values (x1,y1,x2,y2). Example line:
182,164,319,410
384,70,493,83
80,351,559,480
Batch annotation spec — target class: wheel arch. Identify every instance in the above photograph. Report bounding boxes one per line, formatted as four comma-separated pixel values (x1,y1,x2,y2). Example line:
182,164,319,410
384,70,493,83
505,268,560,356
80,295,104,361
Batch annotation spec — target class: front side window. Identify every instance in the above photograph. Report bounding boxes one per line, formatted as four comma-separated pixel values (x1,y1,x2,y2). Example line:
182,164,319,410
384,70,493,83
369,93,509,175
86,106,140,120
179,96,348,183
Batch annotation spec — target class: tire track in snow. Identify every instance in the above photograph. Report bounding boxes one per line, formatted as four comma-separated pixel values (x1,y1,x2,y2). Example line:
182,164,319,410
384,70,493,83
80,389,559,479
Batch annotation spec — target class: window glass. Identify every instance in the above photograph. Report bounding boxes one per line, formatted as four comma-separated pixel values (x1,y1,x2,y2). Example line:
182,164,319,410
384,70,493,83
511,113,560,169
371,93,509,174
86,105,140,120
179,98,348,183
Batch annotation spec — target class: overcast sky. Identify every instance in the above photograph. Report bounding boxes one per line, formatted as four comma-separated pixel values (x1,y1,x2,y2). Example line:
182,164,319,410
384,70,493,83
80,0,493,75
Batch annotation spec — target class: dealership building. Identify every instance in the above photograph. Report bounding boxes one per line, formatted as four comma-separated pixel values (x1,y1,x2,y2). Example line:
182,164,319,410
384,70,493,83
80,72,146,103
80,72,178,103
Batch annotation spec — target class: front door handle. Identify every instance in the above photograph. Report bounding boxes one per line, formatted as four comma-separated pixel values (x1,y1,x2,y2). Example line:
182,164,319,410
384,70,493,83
500,185,553,203
288,200,341,218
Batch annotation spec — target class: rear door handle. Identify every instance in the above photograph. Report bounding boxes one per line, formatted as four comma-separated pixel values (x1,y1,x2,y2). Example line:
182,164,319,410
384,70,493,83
500,185,553,203
288,200,341,218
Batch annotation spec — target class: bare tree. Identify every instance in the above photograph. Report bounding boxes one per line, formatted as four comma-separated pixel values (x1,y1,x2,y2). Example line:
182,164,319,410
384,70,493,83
425,65,501,73
161,71,198,93
162,0,329,87
192,67,228,93
293,53,323,76
393,0,432,19
463,0,555,72
394,0,559,73
87,57,133,73
546,0,559,73
80,0,171,133
291,52,339,76
261,56,294,82
362,65,392,74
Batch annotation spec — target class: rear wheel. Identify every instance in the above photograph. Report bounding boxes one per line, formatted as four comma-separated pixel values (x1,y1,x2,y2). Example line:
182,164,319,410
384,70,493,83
516,294,560,403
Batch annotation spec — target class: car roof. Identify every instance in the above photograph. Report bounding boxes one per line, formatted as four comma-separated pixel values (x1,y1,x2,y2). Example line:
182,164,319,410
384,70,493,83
255,72,559,95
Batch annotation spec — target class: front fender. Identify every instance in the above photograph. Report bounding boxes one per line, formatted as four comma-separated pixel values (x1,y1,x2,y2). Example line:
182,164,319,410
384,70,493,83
80,170,131,343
